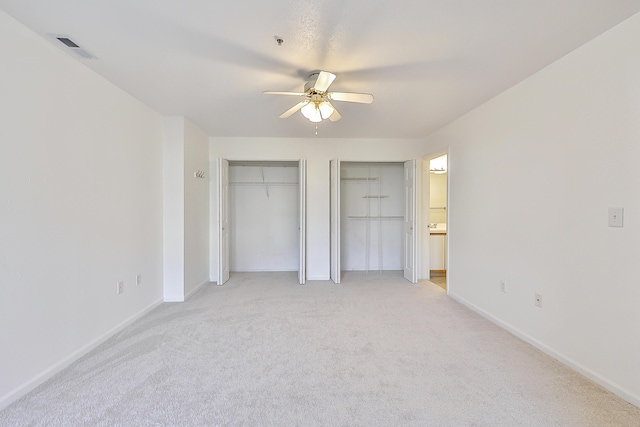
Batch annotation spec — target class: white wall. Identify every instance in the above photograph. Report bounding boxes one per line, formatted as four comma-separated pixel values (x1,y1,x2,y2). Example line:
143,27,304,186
210,138,426,280
424,13,640,406
0,10,164,408
163,117,210,300
163,118,186,300
183,119,210,296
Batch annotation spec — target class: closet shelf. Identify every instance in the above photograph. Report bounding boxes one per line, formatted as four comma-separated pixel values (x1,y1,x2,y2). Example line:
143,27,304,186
348,215,403,220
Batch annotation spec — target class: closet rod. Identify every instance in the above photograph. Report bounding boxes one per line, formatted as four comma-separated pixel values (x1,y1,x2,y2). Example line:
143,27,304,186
430,207,446,210
341,177,378,181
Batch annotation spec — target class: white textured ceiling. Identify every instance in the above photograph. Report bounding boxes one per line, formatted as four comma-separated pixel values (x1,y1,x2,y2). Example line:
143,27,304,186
2,1,640,138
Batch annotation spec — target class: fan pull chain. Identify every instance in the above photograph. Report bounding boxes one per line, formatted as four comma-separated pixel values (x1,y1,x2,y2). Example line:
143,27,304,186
315,122,318,136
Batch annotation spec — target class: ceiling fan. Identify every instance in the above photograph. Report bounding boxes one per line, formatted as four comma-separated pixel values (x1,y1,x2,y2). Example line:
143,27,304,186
263,71,374,125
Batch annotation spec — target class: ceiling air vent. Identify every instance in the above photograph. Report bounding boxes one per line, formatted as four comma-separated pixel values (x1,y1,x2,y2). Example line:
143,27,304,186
57,37,79,48
49,34,97,59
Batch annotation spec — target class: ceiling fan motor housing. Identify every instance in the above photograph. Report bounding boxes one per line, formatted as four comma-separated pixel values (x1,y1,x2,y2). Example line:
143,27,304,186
304,82,318,94
304,72,323,93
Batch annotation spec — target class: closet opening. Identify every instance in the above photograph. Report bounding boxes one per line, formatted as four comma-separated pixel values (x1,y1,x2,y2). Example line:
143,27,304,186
331,160,417,284
218,159,306,286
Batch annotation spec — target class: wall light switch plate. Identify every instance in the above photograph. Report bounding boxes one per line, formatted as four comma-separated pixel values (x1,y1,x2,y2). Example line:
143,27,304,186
608,207,624,227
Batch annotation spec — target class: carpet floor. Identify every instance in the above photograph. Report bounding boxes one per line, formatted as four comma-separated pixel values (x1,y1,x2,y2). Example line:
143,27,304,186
1,271,639,426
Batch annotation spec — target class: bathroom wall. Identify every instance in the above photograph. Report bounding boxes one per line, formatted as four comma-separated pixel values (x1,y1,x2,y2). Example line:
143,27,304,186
429,172,447,224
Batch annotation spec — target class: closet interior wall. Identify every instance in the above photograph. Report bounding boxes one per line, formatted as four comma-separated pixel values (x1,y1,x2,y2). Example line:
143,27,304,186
229,161,299,272
340,162,404,272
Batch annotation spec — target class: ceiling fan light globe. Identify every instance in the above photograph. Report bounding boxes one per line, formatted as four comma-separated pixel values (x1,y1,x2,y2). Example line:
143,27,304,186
308,108,322,122
319,102,335,119
301,103,315,119
301,102,322,122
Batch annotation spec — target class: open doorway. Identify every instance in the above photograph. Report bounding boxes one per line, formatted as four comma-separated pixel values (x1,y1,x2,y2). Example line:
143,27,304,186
218,159,306,285
427,154,448,290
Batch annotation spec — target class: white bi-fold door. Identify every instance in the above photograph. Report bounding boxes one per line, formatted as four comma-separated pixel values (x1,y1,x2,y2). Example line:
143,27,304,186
218,158,230,285
298,159,307,285
330,159,341,284
403,159,417,283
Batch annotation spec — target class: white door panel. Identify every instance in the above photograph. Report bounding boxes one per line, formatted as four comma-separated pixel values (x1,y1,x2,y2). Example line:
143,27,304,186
330,159,341,283
218,158,230,285
299,159,307,285
404,159,417,283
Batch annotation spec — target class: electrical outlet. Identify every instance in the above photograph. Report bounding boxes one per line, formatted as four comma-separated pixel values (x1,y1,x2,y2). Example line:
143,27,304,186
500,280,506,293
608,207,624,227
136,274,141,286
535,293,542,308
117,281,124,295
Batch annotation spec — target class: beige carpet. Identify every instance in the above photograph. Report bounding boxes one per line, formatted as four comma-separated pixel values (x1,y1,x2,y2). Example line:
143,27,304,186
1,271,639,426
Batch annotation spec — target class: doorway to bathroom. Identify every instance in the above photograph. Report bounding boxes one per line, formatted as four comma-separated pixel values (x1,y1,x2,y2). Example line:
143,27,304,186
426,154,447,290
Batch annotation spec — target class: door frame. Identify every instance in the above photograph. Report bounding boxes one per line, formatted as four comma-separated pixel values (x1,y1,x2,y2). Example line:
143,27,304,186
421,151,449,284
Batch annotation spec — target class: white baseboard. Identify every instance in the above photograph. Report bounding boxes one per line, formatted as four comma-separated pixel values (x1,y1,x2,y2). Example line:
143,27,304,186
210,273,328,282
307,276,331,281
185,280,210,300
229,268,298,272
448,291,640,409
165,280,211,301
0,299,163,411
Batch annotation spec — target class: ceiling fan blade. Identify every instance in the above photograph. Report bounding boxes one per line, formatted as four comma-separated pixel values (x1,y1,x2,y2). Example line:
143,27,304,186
328,104,342,122
263,91,306,96
329,92,374,104
314,71,336,93
279,101,309,119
